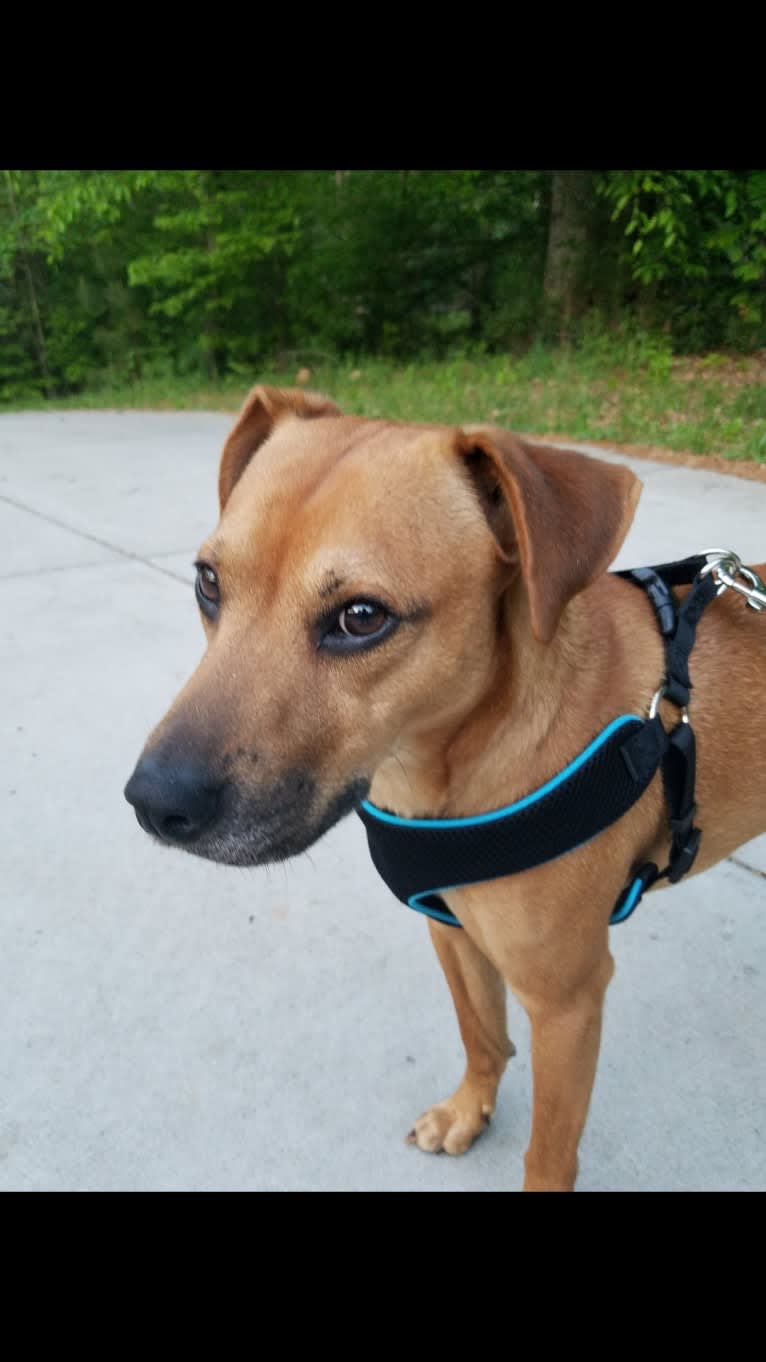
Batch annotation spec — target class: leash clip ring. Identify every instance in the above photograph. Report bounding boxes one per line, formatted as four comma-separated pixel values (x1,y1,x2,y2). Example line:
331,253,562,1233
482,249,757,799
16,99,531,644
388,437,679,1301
699,548,742,596
699,548,766,612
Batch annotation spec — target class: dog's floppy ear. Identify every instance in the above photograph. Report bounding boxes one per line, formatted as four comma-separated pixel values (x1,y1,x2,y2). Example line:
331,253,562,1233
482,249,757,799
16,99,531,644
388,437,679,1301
218,384,341,511
458,427,641,643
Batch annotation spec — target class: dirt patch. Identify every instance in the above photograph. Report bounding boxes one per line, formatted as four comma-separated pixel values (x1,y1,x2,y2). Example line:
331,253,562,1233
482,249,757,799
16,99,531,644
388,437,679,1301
670,350,766,389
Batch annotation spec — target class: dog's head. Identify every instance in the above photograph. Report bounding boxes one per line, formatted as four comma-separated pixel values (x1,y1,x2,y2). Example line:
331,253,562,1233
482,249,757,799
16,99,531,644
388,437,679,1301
124,385,640,864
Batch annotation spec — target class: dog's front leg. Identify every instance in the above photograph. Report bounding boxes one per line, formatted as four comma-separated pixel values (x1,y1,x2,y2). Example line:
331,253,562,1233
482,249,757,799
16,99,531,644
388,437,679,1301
407,920,515,1155
518,951,615,1192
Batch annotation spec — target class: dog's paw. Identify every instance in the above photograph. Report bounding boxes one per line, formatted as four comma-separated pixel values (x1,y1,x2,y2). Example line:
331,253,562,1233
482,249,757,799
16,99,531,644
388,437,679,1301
406,1092,493,1156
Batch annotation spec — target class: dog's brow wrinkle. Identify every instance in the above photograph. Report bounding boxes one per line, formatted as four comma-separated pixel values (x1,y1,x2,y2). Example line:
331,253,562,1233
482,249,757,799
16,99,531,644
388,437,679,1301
318,572,345,599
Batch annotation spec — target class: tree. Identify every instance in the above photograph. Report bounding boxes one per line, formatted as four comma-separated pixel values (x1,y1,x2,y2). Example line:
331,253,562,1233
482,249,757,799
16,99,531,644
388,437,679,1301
543,171,595,337
0,168,764,407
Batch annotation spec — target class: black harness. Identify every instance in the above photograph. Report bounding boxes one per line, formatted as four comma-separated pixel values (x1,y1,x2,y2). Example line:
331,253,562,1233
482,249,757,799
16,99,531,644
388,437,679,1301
357,553,736,928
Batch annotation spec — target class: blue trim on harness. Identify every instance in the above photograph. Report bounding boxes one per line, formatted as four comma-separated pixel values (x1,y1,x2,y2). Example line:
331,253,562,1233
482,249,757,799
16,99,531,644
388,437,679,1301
408,866,649,930
407,894,462,927
608,875,644,925
362,714,641,830
361,715,649,928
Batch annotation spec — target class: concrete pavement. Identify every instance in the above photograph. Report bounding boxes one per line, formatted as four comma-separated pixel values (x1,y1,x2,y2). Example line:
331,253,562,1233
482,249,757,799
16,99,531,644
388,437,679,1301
1,411,764,1191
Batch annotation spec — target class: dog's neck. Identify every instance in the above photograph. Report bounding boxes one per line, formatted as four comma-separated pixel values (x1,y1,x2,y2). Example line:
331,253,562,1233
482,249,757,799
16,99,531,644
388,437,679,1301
369,578,630,820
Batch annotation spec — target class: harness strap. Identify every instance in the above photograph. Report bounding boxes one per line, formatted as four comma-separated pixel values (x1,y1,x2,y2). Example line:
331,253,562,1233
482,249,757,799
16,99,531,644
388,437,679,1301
662,719,701,882
663,576,718,707
610,716,701,920
617,555,717,708
613,557,715,918
359,553,736,933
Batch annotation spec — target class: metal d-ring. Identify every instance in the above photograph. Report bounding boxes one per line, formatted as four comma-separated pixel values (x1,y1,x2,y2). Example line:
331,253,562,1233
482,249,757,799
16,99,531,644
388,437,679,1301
648,684,689,724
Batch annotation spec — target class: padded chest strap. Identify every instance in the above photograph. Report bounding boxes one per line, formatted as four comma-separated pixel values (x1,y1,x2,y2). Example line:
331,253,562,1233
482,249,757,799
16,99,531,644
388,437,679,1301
358,715,657,927
358,553,727,931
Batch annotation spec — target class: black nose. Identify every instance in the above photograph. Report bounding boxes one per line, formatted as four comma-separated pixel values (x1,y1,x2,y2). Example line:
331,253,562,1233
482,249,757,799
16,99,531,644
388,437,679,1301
124,754,223,844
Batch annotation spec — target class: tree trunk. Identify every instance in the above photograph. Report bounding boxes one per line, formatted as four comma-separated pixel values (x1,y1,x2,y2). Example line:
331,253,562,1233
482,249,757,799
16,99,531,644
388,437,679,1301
4,170,54,397
543,171,594,339
201,171,220,380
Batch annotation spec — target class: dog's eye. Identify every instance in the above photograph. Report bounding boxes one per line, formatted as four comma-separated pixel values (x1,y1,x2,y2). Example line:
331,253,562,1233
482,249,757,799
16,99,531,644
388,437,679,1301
338,602,388,637
320,599,397,652
195,563,220,615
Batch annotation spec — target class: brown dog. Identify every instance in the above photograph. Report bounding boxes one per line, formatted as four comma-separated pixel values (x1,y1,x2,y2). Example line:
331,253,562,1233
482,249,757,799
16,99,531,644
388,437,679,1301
124,385,766,1191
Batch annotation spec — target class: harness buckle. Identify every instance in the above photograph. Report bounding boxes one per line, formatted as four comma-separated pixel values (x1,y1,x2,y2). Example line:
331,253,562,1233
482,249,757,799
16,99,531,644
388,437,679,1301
667,825,702,883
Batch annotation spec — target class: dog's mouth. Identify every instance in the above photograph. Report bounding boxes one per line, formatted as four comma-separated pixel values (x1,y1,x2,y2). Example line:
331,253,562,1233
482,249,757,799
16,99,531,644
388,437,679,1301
128,769,370,867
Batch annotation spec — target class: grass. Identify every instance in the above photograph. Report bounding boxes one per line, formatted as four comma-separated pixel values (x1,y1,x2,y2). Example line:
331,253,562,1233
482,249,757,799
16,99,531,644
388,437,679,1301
9,339,766,465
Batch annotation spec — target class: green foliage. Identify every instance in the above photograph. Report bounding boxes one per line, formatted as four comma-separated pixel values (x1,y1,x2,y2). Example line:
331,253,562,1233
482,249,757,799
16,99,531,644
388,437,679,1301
598,170,766,347
0,169,764,408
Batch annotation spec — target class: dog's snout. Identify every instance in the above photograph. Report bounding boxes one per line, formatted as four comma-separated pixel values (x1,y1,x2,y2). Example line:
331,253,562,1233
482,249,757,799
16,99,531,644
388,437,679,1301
124,754,223,845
